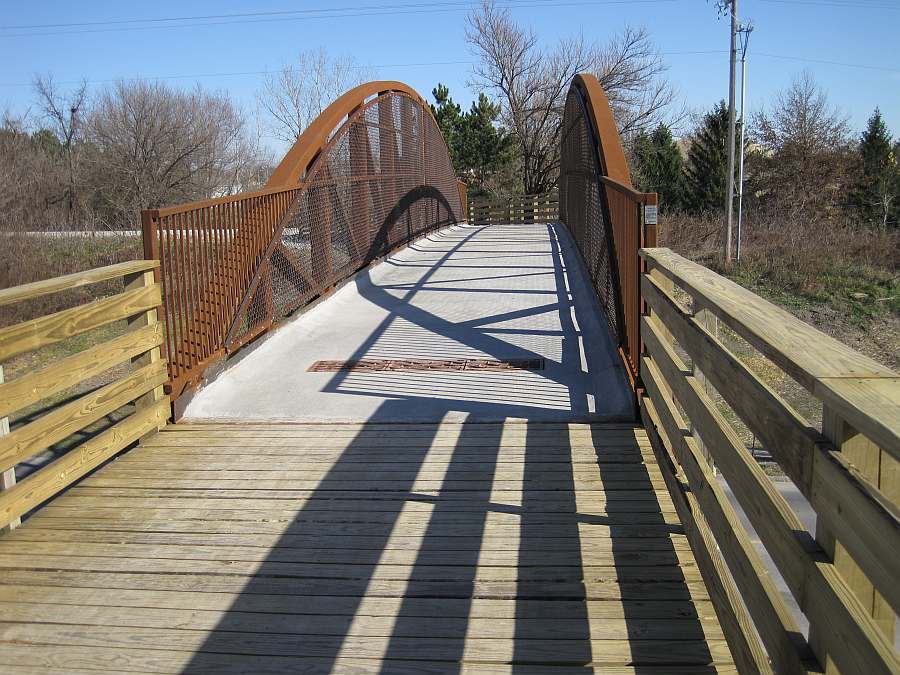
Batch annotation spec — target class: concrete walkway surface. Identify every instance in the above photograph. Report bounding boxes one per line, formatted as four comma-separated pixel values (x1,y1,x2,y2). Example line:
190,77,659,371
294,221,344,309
184,222,633,423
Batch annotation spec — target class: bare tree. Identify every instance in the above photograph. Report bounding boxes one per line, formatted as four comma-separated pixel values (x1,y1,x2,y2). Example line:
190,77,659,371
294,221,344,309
33,75,88,226
750,71,852,211
595,27,679,139
466,0,675,193
259,48,375,145
86,80,262,227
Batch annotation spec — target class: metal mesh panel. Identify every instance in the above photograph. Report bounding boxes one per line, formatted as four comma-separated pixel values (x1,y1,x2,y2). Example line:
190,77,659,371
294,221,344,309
148,90,462,397
559,86,623,345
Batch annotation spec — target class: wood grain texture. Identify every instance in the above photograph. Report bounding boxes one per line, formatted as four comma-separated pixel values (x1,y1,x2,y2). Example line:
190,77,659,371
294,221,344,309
0,359,168,474
641,274,900,614
641,248,900,455
0,322,163,419
0,421,733,673
641,311,900,675
0,283,162,363
0,260,158,308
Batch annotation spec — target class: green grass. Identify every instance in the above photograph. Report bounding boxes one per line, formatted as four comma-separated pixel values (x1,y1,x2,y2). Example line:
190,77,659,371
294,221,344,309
725,260,900,328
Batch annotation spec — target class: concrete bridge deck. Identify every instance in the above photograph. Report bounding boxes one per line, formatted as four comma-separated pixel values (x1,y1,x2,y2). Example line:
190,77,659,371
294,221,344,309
183,223,633,423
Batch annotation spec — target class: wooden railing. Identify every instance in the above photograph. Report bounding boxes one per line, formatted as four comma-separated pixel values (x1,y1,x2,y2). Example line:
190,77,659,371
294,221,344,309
0,261,170,530
467,191,559,225
638,248,899,674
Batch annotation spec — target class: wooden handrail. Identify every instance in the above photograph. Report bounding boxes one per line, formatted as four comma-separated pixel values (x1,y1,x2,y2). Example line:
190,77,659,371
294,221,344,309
638,247,899,675
0,260,158,308
0,263,170,530
641,248,899,454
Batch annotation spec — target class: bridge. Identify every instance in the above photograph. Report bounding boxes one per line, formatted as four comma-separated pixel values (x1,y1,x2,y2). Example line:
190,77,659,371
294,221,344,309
0,75,897,674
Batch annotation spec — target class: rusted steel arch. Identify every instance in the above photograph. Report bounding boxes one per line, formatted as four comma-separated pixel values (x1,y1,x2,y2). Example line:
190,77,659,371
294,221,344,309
266,80,427,187
142,81,463,406
569,73,632,187
559,73,657,391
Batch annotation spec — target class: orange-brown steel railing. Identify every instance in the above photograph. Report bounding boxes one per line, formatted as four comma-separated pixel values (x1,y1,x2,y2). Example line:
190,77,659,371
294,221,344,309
143,82,463,405
559,73,657,393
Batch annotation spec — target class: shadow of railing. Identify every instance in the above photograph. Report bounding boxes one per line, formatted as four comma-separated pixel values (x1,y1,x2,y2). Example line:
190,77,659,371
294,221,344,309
176,220,685,672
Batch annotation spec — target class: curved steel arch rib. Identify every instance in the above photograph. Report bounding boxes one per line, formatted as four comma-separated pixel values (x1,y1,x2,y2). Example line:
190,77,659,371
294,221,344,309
559,73,657,389
143,81,463,401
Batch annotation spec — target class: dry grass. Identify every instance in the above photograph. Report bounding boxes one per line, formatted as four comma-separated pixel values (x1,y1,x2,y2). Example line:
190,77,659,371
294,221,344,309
658,208,898,476
0,231,142,327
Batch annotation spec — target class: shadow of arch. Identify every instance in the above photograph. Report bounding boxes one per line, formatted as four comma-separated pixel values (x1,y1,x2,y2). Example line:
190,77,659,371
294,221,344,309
360,185,458,267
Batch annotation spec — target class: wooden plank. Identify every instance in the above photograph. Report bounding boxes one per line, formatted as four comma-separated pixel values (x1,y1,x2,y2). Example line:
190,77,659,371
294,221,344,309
640,249,895,384
0,260,158,308
8,528,691,552
641,356,816,674
60,485,674,504
812,408,896,672
0,554,701,583
0,283,162,362
641,312,900,675
0,585,713,621
0,644,738,675
0,322,163,419
31,494,679,519
641,276,900,615
0,622,734,666
641,249,900,454
14,512,684,539
0,359,168,474
0,365,18,532
814,377,900,458
0,538,697,568
136,435,652,448
640,396,765,674
0,567,712,602
0,398,169,529
74,477,671,491
0,601,722,641
123,269,167,436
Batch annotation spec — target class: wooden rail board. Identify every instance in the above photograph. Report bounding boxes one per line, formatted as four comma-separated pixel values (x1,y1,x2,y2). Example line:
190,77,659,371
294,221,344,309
0,421,734,673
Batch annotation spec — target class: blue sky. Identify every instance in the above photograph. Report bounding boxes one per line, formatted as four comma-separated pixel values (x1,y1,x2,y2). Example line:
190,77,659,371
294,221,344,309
2,0,897,156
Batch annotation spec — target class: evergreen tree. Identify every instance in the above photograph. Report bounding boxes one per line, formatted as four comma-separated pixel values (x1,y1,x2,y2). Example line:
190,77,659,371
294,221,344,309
683,101,731,214
430,83,463,167
457,93,514,193
852,108,899,227
431,84,515,194
634,123,684,210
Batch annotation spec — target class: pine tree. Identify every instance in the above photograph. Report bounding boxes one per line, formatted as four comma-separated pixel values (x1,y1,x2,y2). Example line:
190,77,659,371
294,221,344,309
457,93,514,193
684,101,731,214
430,83,463,167
431,85,515,193
634,123,684,210
852,108,898,227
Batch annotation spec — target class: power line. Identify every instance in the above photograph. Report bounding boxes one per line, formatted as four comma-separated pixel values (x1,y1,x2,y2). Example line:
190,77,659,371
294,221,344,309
755,52,900,73
2,49,893,89
0,0,676,39
759,0,898,8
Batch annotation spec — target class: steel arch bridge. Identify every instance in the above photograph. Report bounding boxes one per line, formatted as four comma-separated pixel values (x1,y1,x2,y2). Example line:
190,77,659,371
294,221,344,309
0,74,897,675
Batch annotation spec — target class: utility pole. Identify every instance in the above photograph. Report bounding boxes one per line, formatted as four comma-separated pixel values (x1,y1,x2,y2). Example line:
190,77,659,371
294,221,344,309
736,22,753,261
725,0,738,264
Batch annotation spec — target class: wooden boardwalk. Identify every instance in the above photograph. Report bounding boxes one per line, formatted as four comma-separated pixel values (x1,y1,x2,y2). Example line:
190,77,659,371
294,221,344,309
0,422,734,673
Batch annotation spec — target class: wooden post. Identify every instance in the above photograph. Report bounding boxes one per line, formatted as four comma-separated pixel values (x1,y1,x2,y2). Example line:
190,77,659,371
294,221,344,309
810,406,897,673
124,269,168,436
0,365,19,531
691,306,717,471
